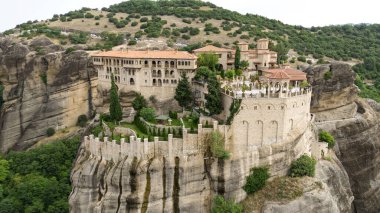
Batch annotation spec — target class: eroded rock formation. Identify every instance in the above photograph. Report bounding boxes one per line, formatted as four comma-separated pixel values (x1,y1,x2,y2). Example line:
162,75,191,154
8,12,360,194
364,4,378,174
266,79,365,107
306,63,380,213
0,36,97,152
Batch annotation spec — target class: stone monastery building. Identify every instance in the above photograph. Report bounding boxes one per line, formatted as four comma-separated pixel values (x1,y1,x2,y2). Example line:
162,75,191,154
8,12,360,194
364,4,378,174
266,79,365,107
92,50,197,100
193,38,277,71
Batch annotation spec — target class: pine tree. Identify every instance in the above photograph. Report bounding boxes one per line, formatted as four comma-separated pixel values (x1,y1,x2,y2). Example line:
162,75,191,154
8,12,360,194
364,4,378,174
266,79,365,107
109,73,123,121
205,76,223,115
234,46,241,70
175,73,193,109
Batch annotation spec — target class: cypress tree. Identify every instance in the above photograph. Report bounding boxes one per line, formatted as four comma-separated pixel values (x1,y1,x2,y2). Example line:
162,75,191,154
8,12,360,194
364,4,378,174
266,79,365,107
205,77,223,115
175,73,193,109
205,76,223,115
109,73,122,121
234,46,241,70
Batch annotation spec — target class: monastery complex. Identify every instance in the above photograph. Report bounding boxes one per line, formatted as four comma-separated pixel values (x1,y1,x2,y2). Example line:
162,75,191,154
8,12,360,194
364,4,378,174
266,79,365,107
89,39,319,162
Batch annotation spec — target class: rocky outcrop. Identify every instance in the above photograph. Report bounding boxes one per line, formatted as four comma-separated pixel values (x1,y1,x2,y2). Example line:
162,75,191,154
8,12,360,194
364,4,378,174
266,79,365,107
0,36,97,152
68,115,354,213
307,63,380,213
262,156,353,213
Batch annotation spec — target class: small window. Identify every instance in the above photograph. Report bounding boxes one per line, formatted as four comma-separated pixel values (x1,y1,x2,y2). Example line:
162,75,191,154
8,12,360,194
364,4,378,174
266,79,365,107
268,106,271,110
254,106,258,110
281,106,284,110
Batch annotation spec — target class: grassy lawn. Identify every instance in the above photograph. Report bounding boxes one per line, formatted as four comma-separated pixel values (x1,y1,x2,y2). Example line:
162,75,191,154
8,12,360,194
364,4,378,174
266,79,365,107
120,122,150,138
182,117,196,128
169,118,183,126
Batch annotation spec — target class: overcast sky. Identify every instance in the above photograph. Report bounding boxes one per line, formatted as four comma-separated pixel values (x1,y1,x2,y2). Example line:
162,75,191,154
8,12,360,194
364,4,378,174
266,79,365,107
1,0,379,32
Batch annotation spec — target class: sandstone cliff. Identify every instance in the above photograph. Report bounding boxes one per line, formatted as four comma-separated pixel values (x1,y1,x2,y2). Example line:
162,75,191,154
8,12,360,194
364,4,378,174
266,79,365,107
0,36,97,152
306,63,380,213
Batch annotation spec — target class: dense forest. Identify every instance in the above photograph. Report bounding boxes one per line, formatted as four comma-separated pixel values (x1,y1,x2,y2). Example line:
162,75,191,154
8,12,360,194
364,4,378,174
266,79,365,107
0,137,80,213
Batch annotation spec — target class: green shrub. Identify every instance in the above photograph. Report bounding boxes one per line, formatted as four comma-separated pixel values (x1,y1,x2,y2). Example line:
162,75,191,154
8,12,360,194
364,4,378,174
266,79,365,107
65,47,76,54
132,93,147,111
131,21,138,26
40,73,47,85
212,195,243,213
209,132,230,160
297,56,306,62
76,114,88,127
319,130,335,148
94,16,100,20
182,34,190,40
182,19,191,24
169,111,178,119
140,107,156,122
324,71,333,80
288,154,316,177
243,167,270,194
140,17,148,22
46,128,55,137
69,32,88,44
84,13,94,19
290,57,296,63
128,39,137,45
307,60,313,65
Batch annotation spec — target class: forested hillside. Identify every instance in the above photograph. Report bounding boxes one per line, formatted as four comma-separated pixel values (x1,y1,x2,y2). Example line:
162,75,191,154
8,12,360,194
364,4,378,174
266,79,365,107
2,0,380,99
0,137,80,213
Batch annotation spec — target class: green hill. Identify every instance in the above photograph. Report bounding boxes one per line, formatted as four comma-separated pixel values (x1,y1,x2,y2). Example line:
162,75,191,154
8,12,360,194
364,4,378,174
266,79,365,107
3,0,380,100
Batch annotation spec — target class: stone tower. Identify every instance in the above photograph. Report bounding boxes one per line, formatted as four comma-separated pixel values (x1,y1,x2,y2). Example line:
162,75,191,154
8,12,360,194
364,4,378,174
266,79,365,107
257,38,269,50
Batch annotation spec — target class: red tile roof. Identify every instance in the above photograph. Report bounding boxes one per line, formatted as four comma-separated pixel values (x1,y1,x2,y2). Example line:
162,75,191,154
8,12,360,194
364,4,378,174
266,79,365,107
268,71,290,79
263,69,306,81
92,50,197,60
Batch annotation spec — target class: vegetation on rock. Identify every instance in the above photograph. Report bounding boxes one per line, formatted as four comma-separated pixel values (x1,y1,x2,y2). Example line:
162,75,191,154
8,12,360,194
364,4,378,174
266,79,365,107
319,130,335,149
212,195,243,213
76,114,88,127
288,154,316,177
207,132,230,160
46,128,55,137
243,167,270,194
241,177,304,212
132,93,147,111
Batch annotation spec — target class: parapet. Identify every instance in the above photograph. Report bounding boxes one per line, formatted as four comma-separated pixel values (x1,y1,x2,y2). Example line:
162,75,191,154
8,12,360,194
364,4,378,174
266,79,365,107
83,121,227,161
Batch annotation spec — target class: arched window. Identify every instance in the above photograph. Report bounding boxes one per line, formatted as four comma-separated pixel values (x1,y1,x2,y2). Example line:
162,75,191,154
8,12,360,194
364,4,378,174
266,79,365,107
170,61,175,67
153,79,157,86
130,78,135,85
158,79,162,86
157,70,162,77
170,70,174,77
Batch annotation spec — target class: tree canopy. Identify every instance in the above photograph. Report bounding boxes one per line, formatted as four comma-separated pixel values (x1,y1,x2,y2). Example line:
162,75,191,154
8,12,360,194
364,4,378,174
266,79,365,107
175,73,193,109
205,75,223,115
197,53,219,71
109,73,123,121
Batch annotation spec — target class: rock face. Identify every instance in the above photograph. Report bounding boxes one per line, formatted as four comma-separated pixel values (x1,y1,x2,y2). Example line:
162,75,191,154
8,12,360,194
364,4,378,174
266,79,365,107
306,63,380,213
0,36,97,152
262,156,353,213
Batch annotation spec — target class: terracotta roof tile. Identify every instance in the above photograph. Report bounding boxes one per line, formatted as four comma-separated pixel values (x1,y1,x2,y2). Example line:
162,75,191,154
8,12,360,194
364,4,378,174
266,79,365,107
193,45,230,52
268,71,290,79
92,50,197,60
263,69,306,81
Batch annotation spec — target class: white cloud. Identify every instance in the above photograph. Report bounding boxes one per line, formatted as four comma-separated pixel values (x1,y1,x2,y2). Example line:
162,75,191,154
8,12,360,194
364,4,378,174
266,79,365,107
1,0,379,32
